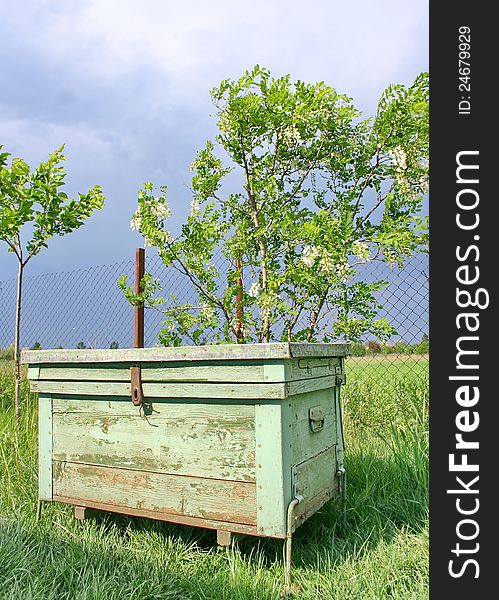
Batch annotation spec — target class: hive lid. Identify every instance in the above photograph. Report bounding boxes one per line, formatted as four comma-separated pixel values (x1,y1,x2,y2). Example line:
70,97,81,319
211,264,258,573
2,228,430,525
21,342,351,364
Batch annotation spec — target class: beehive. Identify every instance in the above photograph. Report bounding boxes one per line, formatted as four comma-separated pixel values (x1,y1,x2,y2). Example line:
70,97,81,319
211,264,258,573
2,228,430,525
22,342,349,541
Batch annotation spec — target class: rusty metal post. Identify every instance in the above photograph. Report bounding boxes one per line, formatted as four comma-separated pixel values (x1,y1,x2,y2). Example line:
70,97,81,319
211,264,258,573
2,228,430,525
235,257,244,344
134,247,145,348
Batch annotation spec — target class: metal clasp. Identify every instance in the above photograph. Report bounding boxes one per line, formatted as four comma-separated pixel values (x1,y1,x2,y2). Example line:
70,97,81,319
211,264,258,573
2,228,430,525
309,407,325,433
130,365,143,406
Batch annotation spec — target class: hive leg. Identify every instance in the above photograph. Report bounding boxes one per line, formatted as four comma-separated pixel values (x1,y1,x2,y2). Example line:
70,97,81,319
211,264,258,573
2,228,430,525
74,506,98,521
216,530,232,547
36,500,43,521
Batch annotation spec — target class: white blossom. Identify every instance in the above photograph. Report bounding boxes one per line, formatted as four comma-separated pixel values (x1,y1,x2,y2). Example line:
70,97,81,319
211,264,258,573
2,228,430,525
352,240,370,262
319,255,335,274
282,125,301,145
130,214,142,231
189,197,201,217
248,282,260,297
152,200,171,219
389,145,407,171
301,245,321,267
335,262,351,282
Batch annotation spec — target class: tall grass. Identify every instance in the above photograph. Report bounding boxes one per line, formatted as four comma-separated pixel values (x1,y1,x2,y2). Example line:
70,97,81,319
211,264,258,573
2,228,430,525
0,359,428,599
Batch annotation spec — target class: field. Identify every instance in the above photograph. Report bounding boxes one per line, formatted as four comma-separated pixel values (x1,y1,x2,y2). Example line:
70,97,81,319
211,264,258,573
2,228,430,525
0,356,428,599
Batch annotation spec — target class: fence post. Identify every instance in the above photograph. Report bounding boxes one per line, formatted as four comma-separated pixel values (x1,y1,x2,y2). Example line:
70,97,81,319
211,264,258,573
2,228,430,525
134,248,145,348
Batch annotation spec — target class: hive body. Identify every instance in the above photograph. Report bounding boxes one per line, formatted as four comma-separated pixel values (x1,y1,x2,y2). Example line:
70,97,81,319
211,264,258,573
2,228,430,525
23,343,349,539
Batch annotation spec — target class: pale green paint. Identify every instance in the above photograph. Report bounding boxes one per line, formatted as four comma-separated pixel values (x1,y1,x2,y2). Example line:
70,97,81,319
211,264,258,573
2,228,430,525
291,388,337,466
38,362,267,383
292,446,337,514
53,461,257,525
255,401,293,537
28,343,349,540
38,394,52,501
30,379,288,399
33,357,340,385
52,400,256,482
22,342,351,365
286,375,339,398
28,365,40,381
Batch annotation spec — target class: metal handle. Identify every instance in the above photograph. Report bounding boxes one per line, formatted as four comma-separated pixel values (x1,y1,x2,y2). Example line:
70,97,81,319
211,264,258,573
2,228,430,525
309,407,325,432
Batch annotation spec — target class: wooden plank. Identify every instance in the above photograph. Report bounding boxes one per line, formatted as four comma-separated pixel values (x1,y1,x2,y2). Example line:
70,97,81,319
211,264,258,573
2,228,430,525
51,397,256,414
54,496,258,536
293,486,338,531
53,462,257,525
286,375,338,397
293,446,337,512
255,401,292,538
37,362,267,383
52,401,256,482
30,379,287,399
291,388,337,466
38,394,52,501
286,357,342,381
22,342,350,365
35,359,342,384
32,376,337,399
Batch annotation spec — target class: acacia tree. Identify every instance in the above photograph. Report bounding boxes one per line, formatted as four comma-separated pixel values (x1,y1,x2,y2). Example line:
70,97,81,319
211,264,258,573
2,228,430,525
120,66,428,346
0,145,104,419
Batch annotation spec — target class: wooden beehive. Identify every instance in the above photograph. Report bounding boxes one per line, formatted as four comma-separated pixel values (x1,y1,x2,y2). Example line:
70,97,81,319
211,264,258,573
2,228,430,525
22,342,349,540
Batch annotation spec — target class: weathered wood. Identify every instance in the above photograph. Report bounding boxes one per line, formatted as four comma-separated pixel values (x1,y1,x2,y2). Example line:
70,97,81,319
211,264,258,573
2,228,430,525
52,401,256,482
287,357,341,381
286,375,339,398
31,375,339,400
53,462,257,525
54,496,259,536
255,401,293,538
38,394,52,501
22,342,351,365
51,397,256,414
292,486,338,531
291,388,337,466
24,342,349,542
217,530,232,546
34,358,341,384
293,446,337,520
30,379,288,399
37,363,268,382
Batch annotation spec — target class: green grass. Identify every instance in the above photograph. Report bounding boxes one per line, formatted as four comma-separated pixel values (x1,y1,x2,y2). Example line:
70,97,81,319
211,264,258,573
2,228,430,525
0,358,428,599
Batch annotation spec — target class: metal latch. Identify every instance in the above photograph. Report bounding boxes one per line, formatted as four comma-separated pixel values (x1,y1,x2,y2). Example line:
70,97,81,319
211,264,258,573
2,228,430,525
309,407,325,433
130,365,144,406
335,373,346,386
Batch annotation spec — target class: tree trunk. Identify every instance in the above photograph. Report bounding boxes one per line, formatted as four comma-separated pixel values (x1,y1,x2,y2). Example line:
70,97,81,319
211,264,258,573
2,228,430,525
14,261,23,421
235,257,244,343
307,293,327,342
244,172,270,342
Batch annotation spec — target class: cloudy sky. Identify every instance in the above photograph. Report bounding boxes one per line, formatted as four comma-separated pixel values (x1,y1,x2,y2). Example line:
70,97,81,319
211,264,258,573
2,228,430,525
0,0,428,279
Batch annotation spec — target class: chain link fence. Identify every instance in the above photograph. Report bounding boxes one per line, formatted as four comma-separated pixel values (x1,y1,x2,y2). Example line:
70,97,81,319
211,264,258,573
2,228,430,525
0,252,428,396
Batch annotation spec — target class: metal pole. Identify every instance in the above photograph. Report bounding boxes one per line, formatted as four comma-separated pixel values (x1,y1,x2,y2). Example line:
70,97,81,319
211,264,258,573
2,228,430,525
134,248,145,348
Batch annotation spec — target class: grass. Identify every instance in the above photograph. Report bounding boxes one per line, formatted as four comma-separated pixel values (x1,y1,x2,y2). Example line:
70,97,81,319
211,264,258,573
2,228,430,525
0,357,428,599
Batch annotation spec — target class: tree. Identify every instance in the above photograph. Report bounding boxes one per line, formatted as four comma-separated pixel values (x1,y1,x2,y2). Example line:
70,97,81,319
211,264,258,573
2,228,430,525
120,66,428,346
109,341,119,349
0,145,104,419
76,341,88,350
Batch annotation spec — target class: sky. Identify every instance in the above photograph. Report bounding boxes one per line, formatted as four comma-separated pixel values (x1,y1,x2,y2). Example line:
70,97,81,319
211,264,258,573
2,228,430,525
0,0,429,280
